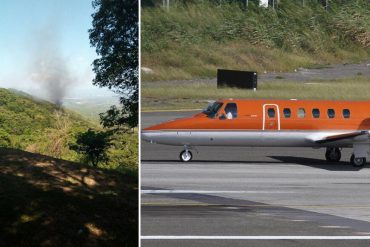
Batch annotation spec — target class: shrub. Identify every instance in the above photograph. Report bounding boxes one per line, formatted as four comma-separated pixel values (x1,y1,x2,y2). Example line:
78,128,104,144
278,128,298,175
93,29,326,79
70,129,113,167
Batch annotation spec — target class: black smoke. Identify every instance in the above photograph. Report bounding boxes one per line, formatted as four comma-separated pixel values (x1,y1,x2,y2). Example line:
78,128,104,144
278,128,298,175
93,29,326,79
30,25,74,106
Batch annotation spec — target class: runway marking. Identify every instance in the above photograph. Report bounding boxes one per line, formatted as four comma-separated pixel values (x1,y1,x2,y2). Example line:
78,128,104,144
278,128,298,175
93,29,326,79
320,226,350,229
355,232,370,235
141,236,370,240
141,202,370,209
141,190,295,194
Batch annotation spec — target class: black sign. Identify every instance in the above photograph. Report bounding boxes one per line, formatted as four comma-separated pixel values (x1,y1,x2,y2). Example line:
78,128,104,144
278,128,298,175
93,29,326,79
217,69,257,89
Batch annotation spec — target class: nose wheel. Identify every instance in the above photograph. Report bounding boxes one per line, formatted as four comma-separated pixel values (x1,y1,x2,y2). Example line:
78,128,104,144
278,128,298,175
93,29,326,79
350,154,366,167
325,148,341,162
180,150,193,162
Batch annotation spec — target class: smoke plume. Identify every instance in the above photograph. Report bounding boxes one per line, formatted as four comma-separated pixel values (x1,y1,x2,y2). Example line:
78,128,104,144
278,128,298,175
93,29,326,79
30,25,74,106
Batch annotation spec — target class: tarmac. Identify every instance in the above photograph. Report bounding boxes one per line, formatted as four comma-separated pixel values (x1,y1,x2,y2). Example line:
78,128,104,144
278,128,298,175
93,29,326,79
141,111,370,247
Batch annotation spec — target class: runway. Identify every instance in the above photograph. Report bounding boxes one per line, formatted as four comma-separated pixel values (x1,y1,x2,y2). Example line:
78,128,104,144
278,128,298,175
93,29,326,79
141,111,370,247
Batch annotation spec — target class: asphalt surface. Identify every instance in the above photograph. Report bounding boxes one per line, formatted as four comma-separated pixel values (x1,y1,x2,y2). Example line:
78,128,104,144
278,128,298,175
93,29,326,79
141,111,370,247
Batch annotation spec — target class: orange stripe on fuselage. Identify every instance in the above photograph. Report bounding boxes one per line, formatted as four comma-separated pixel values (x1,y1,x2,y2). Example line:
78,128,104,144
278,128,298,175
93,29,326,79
144,99,370,131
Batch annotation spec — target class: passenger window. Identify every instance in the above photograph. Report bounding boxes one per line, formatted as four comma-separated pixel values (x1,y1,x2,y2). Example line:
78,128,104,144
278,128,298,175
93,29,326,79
327,109,335,118
312,108,320,118
297,108,305,118
343,109,350,119
224,103,237,119
268,108,275,118
283,108,291,118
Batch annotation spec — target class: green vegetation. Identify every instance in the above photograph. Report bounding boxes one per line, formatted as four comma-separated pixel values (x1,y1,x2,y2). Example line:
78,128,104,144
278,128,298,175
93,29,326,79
70,129,113,167
0,88,138,174
142,0,370,81
90,0,138,128
142,76,370,110
0,148,137,246
0,88,91,159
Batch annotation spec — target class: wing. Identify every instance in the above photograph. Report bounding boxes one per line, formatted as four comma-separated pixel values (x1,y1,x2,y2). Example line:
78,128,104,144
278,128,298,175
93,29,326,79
313,131,369,144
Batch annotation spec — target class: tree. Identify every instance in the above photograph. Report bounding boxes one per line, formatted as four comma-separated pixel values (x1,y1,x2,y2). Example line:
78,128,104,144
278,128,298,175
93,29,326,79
89,0,138,129
70,129,112,167
0,129,11,148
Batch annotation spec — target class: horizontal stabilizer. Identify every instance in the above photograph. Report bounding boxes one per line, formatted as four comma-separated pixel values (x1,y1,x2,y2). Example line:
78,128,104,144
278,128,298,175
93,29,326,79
315,131,369,144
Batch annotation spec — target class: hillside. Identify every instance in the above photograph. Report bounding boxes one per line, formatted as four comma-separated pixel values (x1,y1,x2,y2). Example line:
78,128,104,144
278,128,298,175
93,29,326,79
142,0,370,81
0,88,138,173
0,88,93,161
0,148,137,246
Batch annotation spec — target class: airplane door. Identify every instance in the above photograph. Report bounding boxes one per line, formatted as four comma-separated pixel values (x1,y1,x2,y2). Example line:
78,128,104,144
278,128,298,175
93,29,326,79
263,104,280,130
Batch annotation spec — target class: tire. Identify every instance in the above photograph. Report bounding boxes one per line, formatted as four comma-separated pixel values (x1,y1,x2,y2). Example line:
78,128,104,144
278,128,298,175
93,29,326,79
180,150,192,162
325,148,341,162
351,154,366,167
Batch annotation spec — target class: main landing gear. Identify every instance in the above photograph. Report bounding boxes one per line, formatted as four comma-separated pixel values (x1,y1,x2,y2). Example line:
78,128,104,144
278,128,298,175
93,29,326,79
325,147,341,162
179,146,193,162
325,146,368,167
350,144,368,168
350,154,366,167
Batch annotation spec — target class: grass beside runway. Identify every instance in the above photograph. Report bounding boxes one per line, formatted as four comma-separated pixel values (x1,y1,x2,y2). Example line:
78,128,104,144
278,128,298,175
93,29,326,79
142,76,370,111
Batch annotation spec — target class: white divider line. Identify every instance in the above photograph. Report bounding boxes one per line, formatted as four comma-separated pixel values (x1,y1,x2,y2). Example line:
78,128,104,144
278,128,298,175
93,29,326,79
141,190,294,194
141,236,370,240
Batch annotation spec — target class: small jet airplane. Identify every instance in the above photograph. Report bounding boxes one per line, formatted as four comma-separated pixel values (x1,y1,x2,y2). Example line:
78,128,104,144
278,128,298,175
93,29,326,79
142,99,370,167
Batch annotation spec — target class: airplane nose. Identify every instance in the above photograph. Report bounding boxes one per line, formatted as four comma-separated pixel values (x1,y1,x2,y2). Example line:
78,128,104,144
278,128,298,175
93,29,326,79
141,131,159,143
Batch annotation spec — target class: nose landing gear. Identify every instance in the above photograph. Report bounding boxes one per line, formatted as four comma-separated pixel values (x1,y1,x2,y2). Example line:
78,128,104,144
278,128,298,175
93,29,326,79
180,146,193,162
180,150,192,162
179,145,198,162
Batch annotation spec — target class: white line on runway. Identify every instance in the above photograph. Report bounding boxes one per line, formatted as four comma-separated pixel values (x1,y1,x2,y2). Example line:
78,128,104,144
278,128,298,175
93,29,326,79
320,226,350,229
141,190,294,194
141,236,370,240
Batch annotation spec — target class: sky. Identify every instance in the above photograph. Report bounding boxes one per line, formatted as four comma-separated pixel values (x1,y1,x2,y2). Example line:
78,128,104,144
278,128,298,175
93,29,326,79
0,0,114,100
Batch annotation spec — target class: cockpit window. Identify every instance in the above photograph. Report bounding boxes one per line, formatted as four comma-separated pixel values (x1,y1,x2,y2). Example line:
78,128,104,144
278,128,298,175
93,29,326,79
224,103,238,119
203,102,223,118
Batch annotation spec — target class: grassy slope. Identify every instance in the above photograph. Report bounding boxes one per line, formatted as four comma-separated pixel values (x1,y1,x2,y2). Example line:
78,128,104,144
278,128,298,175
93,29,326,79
0,88,138,173
142,0,370,81
0,148,137,247
0,88,93,161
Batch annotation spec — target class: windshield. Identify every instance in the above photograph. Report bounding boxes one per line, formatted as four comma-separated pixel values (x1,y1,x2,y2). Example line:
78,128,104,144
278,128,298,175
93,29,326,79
203,102,223,118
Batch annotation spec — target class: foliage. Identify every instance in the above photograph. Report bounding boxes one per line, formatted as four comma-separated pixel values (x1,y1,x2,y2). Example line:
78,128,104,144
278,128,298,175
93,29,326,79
89,0,139,128
0,88,138,174
142,0,370,81
0,88,92,158
70,129,113,167
0,129,11,148
105,130,138,173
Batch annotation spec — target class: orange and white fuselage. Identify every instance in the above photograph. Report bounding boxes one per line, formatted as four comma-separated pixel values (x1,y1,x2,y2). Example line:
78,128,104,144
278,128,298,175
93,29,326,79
142,99,370,165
